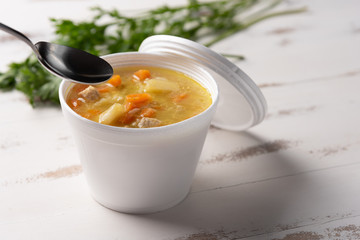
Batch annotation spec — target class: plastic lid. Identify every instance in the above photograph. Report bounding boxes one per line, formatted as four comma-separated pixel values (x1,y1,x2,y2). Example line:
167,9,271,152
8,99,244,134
139,35,267,131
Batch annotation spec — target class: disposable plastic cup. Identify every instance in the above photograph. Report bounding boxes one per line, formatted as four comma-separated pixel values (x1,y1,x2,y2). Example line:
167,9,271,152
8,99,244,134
59,52,219,214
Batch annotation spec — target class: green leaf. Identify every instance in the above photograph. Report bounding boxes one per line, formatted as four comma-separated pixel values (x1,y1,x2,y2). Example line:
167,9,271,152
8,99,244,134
0,70,17,90
36,76,61,104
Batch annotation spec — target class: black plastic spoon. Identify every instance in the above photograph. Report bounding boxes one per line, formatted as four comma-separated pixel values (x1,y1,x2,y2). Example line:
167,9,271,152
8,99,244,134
0,22,113,84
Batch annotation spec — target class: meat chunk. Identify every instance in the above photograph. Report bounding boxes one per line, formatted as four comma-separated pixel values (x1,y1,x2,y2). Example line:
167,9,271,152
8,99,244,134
138,117,162,128
79,86,100,101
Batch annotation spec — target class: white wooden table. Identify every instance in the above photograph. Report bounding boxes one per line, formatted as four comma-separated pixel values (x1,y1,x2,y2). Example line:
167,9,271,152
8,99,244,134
1,0,360,239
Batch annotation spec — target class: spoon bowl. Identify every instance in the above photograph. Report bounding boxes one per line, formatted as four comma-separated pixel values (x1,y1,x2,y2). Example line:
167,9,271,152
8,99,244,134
0,22,113,84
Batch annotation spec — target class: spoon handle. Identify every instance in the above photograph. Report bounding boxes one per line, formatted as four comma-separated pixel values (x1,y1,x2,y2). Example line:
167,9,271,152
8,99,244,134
0,22,39,55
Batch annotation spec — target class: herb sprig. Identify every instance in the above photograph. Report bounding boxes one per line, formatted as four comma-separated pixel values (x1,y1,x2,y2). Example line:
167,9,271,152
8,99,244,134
0,0,305,106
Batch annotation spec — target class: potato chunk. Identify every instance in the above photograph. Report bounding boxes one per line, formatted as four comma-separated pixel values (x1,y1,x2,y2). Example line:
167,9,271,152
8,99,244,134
145,77,179,93
99,103,125,125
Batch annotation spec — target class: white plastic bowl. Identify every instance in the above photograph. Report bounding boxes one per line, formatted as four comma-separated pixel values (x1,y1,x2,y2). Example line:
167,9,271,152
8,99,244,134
59,52,219,214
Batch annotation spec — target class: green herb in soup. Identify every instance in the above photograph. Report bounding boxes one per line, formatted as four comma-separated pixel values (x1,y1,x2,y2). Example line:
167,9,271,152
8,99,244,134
66,66,212,128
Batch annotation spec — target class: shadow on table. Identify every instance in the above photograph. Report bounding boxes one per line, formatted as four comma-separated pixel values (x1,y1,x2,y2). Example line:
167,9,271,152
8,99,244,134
138,131,314,239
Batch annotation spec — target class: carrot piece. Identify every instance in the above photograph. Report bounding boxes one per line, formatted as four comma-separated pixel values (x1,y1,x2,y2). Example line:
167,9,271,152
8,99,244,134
133,69,151,81
87,109,101,116
125,93,151,111
124,102,135,112
81,109,101,119
140,108,156,118
126,93,151,104
121,108,140,124
97,84,112,93
173,92,188,103
108,74,122,87
125,101,149,112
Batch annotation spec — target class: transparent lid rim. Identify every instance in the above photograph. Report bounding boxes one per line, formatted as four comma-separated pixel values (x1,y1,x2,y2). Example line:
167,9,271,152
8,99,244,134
139,35,267,130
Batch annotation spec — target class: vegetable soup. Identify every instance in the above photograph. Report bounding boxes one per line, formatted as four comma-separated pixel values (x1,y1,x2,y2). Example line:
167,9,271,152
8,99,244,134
66,66,212,128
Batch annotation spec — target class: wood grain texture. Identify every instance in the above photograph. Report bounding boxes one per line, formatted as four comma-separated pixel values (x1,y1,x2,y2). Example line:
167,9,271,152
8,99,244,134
1,0,360,239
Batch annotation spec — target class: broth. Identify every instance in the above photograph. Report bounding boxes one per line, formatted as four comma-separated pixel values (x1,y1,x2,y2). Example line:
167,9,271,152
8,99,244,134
66,66,212,128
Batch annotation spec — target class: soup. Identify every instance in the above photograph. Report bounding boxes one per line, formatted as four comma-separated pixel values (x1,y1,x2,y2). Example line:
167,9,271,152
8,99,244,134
66,66,212,128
